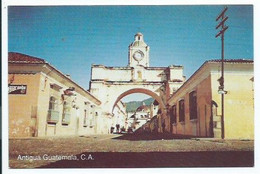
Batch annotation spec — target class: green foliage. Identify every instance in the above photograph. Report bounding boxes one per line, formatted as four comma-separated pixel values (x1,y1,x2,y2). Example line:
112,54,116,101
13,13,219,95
125,98,154,112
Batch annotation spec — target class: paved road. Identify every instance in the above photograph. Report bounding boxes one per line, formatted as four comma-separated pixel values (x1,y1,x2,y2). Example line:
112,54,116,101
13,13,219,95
9,133,254,168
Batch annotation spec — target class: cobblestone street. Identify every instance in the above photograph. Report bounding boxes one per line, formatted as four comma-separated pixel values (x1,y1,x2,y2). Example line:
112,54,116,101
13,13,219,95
9,133,254,168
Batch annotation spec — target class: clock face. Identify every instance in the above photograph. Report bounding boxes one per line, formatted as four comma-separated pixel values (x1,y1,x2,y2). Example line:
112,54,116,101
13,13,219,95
133,51,144,61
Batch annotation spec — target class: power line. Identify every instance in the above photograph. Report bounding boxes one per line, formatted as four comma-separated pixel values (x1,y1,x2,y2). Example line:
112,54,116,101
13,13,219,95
215,6,229,139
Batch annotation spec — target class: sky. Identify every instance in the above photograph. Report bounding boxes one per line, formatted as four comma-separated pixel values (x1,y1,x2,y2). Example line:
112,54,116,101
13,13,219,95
8,5,253,102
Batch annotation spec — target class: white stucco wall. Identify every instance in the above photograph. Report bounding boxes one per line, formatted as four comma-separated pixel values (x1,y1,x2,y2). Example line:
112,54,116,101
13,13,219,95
91,66,132,81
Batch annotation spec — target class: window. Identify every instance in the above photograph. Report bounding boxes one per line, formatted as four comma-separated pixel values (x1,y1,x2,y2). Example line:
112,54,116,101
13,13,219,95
179,100,185,122
63,101,70,113
189,91,197,120
47,96,59,123
62,101,71,125
89,118,93,127
83,109,87,127
211,101,218,129
211,101,218,117
170,105,177,124
137,71,142,79
49,96,58,111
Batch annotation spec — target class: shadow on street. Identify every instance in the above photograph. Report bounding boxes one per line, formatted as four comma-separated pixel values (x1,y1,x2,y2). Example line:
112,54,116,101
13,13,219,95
112,132,194,141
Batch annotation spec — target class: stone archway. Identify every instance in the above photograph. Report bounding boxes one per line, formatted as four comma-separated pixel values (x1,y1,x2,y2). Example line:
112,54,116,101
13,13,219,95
88,33,185,134
111,88,166,134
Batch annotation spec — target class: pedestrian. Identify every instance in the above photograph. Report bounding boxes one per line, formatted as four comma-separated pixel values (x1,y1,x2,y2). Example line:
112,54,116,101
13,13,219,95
116,124,120,133
110,126,114,134
162,122,165,133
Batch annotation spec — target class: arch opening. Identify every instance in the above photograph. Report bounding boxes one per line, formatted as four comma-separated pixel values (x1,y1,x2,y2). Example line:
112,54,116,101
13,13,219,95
112,88,166,114
111,88,166,134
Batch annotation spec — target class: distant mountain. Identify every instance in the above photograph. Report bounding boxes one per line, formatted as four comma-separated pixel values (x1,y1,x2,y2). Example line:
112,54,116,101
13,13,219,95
125,97,154,112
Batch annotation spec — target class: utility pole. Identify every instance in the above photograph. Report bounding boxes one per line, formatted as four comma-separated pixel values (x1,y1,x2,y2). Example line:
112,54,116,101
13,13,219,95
215,6,228,139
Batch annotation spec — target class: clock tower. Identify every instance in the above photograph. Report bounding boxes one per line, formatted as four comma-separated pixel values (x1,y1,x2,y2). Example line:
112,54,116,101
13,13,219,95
128,33,150,67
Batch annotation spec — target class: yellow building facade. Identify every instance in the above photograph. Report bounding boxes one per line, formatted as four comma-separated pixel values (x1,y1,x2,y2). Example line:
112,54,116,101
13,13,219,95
167,59,254,139
8,52,102,138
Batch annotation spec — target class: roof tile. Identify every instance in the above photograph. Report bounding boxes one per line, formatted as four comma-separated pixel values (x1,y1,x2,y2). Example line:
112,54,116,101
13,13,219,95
8,52,45,63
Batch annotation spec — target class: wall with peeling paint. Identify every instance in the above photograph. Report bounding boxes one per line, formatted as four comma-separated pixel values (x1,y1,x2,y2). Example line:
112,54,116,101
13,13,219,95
9,73,41,137
8,70,103,138
211,66,254,139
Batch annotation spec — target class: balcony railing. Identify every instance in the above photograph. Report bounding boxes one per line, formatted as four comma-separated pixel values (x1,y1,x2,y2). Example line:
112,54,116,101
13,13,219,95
62,113,71,125
47,110,59,124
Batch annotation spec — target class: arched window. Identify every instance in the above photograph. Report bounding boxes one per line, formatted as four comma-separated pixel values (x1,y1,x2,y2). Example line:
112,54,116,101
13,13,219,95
179,99,185,122
189,91,197,120
49,96,58,111
170,105,177,124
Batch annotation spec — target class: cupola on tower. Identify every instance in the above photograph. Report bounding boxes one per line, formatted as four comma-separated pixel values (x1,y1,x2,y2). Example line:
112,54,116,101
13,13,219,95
128,33,150,67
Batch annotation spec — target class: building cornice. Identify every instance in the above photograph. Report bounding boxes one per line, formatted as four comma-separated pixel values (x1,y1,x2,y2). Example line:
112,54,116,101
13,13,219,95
43,63,101,105
92,64,183,71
